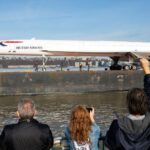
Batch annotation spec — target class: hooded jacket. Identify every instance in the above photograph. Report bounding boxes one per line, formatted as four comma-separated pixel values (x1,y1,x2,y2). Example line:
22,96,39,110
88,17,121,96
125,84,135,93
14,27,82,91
105,114,150,150
105,74,150,150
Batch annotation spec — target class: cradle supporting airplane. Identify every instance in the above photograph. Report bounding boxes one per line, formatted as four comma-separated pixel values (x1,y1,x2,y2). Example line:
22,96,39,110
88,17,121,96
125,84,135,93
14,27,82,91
0,39,150,70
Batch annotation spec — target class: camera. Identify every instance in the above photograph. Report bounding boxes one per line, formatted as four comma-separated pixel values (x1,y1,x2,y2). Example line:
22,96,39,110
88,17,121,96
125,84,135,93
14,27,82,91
86,107,93,112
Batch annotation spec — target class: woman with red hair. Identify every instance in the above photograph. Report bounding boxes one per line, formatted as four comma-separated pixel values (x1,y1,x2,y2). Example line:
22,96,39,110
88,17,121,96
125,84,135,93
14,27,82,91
65,105,100,150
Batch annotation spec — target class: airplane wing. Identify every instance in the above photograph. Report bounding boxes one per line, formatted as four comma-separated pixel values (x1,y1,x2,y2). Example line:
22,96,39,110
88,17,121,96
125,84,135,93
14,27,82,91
41,50,128,57
41,50,150,61
130,52,150,60
40,40,150,60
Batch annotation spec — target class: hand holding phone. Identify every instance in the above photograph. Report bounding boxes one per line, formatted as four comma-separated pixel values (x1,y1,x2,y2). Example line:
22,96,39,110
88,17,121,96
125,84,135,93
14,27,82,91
89,107,95,123
86,107,93,112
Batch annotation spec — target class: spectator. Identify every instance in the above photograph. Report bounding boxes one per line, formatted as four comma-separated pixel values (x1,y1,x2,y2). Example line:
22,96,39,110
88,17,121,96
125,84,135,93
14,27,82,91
87,63,90,72
65,105,100,150
104,58,150,150
140,58,150,110
0,98,53,150
79,63,83,71
33,61,39,72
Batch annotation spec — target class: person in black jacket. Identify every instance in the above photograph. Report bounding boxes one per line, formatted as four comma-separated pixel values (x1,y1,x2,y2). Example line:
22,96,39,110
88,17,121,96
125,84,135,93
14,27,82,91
140,58,150,111
0,98,53,150
104,58,150,150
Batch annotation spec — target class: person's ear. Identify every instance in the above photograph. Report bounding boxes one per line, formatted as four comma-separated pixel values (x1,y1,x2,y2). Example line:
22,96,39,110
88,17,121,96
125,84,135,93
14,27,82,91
16,111,20,118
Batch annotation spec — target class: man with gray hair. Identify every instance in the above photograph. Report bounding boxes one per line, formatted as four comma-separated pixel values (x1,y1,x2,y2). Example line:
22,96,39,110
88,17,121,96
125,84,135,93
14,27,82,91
0,98,53,150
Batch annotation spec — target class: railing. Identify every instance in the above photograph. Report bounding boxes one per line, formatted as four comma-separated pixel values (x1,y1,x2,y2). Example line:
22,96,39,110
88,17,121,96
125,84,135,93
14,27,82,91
53,136,107,150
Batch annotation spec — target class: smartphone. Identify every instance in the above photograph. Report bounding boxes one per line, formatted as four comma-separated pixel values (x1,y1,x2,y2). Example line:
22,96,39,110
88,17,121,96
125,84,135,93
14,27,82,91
86,107,93,112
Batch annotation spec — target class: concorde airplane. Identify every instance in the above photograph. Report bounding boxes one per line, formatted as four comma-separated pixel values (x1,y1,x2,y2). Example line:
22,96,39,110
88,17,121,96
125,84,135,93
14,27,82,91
0,39,150,70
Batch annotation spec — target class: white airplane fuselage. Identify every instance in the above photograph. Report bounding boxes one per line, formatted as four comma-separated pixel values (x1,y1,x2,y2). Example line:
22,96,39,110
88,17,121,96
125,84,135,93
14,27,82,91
0,40,150,59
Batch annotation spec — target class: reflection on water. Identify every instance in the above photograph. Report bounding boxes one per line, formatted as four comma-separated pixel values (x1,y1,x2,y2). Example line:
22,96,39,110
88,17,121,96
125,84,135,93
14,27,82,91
0,92,127,137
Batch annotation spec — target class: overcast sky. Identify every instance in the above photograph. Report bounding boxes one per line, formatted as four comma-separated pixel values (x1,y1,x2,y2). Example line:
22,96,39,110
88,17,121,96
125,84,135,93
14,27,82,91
0,0,150,42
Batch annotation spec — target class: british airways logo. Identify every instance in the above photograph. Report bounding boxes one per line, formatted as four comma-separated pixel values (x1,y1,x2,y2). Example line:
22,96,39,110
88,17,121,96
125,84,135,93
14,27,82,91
0,41,23,47
4,41,23,43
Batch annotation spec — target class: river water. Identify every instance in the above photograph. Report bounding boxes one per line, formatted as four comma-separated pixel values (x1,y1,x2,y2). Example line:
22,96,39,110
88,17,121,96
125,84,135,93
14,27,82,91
0,92,127,137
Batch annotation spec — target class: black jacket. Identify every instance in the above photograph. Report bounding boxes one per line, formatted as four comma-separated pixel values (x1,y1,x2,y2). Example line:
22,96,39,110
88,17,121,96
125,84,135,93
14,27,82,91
144,74,150,111
105,114,150,150
0,118,53,150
